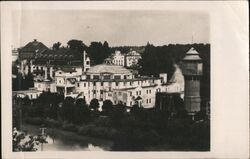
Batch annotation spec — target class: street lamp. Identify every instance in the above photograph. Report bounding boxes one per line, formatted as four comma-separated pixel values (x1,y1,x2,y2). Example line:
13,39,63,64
39,127,47,151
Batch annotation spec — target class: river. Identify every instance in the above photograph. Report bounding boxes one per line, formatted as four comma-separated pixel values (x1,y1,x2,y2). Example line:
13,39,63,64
22,124,114,151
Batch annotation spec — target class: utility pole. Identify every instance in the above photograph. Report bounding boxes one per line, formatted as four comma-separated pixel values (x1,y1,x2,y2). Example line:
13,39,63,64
39,127,46,151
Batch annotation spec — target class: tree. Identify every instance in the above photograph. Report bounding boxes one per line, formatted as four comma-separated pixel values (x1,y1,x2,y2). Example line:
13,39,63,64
13,128,47,152
74,98,90,124
67,39,86,52
25,72,34,88
61,97,75,122
87,41,111,65
102,100,113,115
89,98,99,111
52,42,61,50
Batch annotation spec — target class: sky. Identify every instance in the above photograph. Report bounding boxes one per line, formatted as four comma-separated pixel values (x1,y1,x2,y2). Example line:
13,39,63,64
12,10,209,48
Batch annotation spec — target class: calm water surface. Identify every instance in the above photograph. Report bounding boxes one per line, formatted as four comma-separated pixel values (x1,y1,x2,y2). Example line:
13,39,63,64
22,124,113,151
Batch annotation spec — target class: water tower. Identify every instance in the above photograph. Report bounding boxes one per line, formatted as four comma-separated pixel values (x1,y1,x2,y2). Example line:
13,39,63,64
181,47,203,115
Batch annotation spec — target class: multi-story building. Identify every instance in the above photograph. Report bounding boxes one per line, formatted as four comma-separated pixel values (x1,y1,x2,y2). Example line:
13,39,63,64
111,50,125,66
18,39,90,80
12,48,19,63
125,49,141,68
110,49,142,68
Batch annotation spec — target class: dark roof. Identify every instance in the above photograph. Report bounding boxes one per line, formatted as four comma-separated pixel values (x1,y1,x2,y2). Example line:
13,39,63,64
113,87,137,91
59,67,77,73
33,48,83,66
141,84,158,88
20,39,49,53
135,96,142,100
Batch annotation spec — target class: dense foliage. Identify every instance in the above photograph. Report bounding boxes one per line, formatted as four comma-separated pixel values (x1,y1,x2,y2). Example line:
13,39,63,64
13,93,209,151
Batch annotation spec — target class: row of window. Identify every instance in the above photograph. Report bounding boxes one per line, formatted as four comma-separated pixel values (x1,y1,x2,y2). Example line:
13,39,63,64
87,75,128,80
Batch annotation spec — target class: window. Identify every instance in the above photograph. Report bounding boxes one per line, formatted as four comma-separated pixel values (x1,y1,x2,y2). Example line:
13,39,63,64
118,92,122,96
149,98,151,103
84,83,86,87
114,75,121,79
59,71,61,74
86,75,91,79
130,101,132,106
100,90,103,94
103,75,111,80
86,61,90,65
146,90,148,94
93,90,96,94
101,82,103,86
146,99,148,104
30,94,33,98
149,90,151,94
130,82,132,86
136,91,138,95
123,82,126,86
124,75,127,79
116,82,119,86
93,82,96,86
77,83,80,87
139,91,141,95
130,92,132,96
93,75,99,79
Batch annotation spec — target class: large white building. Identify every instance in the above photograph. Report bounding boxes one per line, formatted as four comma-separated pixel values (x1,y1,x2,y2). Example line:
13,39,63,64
125,49,142,67
111,50,125,66
32,59,184,109
110,49,142,68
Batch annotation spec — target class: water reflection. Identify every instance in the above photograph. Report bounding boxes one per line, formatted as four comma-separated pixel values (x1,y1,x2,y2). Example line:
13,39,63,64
23,124,113,151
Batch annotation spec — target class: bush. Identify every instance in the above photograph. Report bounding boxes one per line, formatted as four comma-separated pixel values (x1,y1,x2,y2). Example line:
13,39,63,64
25,117,43,126
77,124,118,139
92,117,112,127
62,122,78,132
44,118,62,128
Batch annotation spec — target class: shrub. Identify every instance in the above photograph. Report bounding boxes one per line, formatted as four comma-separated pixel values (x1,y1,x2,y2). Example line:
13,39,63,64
77,124,118,139
44,118,62,128
92,117,112,127
62,122,78,132
25,117,43,126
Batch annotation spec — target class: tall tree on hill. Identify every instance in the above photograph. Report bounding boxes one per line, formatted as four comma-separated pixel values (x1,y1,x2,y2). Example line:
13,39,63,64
52,42,61,50
67,39,86,53
87,41,110,65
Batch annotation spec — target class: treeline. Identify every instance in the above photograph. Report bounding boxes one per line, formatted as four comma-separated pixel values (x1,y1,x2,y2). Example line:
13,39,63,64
61,40,111,65
109,46,145,54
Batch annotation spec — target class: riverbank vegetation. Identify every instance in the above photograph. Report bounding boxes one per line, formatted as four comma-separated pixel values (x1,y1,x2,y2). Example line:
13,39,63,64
13,92,210,151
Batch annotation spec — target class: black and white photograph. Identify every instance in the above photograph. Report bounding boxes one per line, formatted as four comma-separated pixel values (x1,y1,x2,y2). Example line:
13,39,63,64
11,9,210,152
1,1,249,159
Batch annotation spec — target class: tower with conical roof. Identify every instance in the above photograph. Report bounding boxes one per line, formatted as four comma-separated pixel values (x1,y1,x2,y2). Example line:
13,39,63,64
181,47,203,114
